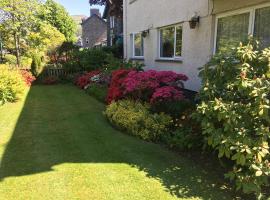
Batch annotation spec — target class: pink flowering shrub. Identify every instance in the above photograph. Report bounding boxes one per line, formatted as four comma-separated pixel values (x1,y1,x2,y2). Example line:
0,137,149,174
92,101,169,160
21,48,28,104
150,86,185,104
122,70,188,102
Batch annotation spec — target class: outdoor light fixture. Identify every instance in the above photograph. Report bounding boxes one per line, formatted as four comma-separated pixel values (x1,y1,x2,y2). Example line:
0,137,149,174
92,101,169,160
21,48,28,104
189,15,200,29
142,29,150,38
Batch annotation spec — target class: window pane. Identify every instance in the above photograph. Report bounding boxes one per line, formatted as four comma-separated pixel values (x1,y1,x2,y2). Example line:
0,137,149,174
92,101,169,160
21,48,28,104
216,13,250,53
160,27,174,57
254,6,270,49
175,26,182,57
134,33,143,57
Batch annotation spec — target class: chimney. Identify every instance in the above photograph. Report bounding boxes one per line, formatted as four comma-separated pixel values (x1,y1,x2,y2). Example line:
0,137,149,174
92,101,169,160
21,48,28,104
90,9,101,17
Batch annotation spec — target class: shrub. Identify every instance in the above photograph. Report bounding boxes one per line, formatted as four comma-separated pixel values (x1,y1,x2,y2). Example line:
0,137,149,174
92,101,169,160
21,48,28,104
31,53,42,77
0,68,25,104
105,100,172,141
106,69,133,104
75,70,101,89
80,49,111,71
85,83,108,103
194,40,270,198
123,70,188,102
151,99,194,119
4,54,17,67
20,70,36,86
162,109,203,151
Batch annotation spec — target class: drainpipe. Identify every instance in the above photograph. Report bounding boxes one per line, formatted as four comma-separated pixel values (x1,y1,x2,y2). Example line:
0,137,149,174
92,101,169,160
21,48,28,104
124,0,128,59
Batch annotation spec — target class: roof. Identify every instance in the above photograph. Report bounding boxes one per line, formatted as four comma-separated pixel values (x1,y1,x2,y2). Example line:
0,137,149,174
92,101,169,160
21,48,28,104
81,14,106,25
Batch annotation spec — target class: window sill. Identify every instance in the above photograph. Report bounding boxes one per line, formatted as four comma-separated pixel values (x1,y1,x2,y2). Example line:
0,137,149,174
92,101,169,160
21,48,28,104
129,57,145,61
155,58,183,63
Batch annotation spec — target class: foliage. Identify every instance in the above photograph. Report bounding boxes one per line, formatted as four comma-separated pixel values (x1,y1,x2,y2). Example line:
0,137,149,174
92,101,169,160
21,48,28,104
0,68,25,104
85,83,108,103
75,70,101,89
30,53,42,77
150,86,185,104
89,0,123,17
106,69,132,104
194,40,270,198
20,70,36,86
0,0,41,66
40,0,76,41
162,109,203,151
151,99,194,119
105,100,172,141
79,49,112,71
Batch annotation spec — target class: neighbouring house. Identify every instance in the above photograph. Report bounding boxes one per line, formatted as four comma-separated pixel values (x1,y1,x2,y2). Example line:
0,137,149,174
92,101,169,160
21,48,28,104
103,3,124,47
81,9,107,48
123,0,270,91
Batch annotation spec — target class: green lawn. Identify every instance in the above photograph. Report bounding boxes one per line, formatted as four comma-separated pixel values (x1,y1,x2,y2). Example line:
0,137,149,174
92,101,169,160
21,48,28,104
0,85,242,200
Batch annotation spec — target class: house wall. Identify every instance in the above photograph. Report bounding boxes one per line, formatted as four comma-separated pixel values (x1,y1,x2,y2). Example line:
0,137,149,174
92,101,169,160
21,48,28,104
213,0,270,14
123,0,270,91
124,0,214,91
82,16,107,48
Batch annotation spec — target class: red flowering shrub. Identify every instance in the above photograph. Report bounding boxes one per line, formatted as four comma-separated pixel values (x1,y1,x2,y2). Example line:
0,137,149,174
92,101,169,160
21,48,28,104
106,69,133,104
76,70,100,89
106,69,189,105
20,70,36,86
122,70,188,101
150,86,185,104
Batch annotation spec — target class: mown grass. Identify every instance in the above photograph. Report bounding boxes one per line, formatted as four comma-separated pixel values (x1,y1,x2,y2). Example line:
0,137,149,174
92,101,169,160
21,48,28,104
0,85,243,200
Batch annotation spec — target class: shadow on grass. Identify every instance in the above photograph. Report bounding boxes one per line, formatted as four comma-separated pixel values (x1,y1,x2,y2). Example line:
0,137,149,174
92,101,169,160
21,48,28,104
0,85,250,200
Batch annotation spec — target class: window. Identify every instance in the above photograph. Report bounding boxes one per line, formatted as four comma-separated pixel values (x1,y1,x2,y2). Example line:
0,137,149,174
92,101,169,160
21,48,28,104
132,33,144,57
215,4,270,53
159,25,182,59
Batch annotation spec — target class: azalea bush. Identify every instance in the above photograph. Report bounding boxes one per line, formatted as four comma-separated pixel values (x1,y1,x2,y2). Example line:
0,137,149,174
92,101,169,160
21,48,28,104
105,100,172,141
106,69,132,104
107,69,189,104
0,68,26,105
194,40,270,198
75,70,101,89
20,70,36,86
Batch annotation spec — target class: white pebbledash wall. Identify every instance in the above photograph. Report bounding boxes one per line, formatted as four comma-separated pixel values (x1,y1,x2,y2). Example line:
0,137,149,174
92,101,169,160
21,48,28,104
123,0,270,91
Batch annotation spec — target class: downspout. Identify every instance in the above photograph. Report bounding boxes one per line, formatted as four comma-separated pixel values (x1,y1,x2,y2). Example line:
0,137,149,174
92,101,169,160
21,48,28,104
124,0,128,59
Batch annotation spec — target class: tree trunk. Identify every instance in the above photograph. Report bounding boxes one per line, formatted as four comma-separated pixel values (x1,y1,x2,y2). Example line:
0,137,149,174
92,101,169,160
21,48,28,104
14,33,20,68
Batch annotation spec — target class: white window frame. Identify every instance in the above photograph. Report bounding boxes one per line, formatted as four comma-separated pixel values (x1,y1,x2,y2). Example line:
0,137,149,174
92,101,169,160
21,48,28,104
132,32,144,58
158,24,183,60
214,2,270,54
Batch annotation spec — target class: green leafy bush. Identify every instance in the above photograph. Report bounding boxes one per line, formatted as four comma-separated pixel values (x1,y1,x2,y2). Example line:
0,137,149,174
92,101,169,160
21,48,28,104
105,100,172,141
194,40,270,198
80,49,111,71
85,83,108,103
162,109,203,151
0,68,25,104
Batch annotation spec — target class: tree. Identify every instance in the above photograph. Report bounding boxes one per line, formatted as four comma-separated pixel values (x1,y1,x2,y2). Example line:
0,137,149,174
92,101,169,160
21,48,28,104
89,0,123,17
40,0,76,42
0,0,40,67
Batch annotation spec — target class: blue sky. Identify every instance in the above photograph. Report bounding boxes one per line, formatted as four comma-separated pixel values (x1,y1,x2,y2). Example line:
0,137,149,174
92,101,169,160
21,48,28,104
55,0,104,16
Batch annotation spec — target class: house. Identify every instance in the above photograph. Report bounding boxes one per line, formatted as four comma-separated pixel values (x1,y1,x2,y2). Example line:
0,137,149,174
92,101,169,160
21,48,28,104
103,3,123,47
81,9,107,48
123,0,270,91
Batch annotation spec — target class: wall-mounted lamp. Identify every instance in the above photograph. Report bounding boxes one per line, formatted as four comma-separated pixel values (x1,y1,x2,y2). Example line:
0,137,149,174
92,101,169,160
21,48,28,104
189,15,200,29
142,29,150,38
